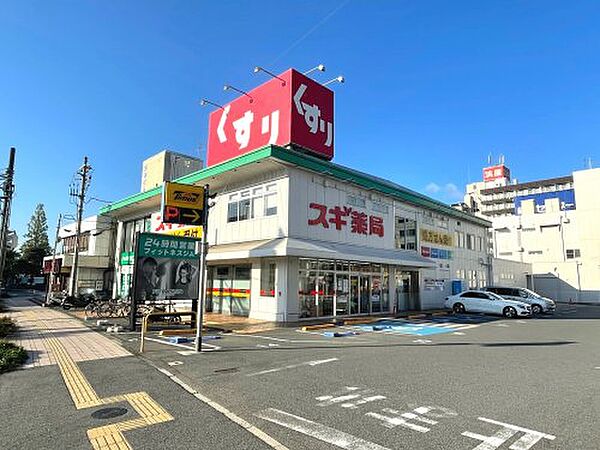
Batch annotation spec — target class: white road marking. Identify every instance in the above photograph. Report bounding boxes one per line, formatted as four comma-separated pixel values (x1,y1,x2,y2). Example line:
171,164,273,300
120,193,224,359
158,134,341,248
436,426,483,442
167,361,183,366
154,366,289,450
453,332,466,335
462,417,555,450
143,336,220,352
247,358,339,377
516,320,527,324
316,387,386,409
495,324,510,328
367,408,436,433
256,408,390,450
412,339,432,344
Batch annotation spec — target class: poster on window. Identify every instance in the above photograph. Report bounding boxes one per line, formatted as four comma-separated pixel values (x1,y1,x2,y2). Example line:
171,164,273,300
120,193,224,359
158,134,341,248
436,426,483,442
134,232,200,301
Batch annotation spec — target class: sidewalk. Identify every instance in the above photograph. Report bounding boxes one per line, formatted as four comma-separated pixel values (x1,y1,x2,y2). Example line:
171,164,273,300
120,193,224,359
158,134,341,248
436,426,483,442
5,296,130,369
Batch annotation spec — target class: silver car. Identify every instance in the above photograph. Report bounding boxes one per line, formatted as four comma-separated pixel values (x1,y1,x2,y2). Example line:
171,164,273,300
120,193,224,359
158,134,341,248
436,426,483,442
484,286,556,314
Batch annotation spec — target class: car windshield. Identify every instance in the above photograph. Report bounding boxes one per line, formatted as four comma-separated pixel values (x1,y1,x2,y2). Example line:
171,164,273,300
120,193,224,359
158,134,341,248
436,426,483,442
487,292,505,301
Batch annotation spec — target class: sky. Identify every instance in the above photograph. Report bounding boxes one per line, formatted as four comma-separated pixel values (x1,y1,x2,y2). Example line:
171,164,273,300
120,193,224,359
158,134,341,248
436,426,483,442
1,1,600,242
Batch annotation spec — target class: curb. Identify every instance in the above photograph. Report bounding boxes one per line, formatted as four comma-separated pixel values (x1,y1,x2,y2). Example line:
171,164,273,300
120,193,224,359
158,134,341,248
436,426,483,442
407,314,427,320
301,323,336,331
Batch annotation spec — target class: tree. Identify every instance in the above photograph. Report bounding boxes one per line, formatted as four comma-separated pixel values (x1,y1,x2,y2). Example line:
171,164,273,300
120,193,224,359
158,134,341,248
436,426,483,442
19,204,51,277
2,249,23,286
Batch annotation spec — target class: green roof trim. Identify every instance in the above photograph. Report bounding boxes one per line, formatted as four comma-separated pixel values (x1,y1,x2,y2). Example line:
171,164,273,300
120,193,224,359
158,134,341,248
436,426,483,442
99,145,274,215
100,145,490,227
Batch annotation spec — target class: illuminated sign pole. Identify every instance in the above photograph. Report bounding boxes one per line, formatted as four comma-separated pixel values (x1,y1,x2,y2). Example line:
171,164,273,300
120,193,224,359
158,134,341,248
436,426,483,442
195,184,211,352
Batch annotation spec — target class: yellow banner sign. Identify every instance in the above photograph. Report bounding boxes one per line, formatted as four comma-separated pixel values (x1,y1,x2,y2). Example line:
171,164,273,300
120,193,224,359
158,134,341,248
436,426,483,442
163,226,203,238
163,182,205,210
420,228,454,247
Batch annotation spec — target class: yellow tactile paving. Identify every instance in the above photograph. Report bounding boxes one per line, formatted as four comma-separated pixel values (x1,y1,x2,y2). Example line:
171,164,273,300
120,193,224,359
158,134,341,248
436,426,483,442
20,308,174,449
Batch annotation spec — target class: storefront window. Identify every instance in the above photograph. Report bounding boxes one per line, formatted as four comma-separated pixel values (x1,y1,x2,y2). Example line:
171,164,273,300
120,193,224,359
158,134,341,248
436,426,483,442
298,258,393,318
335,273,349,316
371,275,382,313
318,272,335,316
260,260,276,297
299,271,317,318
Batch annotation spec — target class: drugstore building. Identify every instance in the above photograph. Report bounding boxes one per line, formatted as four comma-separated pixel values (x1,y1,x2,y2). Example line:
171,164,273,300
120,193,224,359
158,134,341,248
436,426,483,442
99,68,492,322
101,145,491,322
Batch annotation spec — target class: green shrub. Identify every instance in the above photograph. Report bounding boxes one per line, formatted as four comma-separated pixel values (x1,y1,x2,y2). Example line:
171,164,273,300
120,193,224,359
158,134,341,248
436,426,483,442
0,341,28,373
0,316,16,338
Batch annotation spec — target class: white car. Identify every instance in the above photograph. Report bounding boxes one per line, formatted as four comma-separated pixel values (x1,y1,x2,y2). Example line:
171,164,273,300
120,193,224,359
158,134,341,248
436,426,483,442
444,290,532,318
483,286,556,314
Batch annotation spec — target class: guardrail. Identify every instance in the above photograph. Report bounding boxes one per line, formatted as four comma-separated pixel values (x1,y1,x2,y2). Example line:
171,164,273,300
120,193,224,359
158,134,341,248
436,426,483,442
140,311,197,353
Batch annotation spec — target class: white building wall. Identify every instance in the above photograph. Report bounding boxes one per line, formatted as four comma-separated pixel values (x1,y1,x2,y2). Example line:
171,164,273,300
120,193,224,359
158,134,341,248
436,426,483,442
208,173,289,246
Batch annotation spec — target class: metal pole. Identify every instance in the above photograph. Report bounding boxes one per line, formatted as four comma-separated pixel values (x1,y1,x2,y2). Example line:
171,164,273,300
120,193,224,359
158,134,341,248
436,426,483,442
45,214,62,305
69,156,90,297
0,147,16,284
129,232,140,332
195,185,210,352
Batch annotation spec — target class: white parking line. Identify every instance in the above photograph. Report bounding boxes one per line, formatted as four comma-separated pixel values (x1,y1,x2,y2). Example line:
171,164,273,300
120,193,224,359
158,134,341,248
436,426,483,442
256,408,390,450
143,336,221,352
247,358,339,377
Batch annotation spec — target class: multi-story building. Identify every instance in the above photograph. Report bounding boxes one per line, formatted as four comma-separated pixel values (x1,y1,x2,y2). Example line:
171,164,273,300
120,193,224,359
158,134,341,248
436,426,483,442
461,161,600,303
43,215,116,294
141,150,203,192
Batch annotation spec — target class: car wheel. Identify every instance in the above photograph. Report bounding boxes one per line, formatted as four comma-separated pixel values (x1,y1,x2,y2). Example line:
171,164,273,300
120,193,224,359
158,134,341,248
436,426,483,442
531,304,542,315
453,303,465,314
503,306,517,318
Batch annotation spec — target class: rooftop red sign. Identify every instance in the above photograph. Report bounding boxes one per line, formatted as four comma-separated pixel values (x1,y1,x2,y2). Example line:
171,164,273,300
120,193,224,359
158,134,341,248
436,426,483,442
206,69,334,167
483,164,510,182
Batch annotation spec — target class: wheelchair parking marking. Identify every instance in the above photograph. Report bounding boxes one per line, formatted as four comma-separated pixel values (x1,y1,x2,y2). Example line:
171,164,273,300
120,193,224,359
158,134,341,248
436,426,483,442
349,316,496,337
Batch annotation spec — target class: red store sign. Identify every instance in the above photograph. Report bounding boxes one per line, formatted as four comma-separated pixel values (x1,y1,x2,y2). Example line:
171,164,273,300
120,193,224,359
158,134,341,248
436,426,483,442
307,203,384,237
206,69,334,167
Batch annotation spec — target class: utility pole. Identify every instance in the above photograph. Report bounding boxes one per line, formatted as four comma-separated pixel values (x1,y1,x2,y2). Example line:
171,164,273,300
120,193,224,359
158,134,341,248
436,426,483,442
68,156,92,297
45,213,62,305
0,147,16,285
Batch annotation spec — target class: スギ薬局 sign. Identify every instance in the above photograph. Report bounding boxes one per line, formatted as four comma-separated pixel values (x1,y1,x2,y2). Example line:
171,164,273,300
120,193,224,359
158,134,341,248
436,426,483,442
206,69,334,167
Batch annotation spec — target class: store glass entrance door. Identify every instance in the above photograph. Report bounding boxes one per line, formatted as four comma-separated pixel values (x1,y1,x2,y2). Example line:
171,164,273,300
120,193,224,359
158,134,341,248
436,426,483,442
349,275,359,315
335,273,349,316
359,276,371,314
396,270,420,312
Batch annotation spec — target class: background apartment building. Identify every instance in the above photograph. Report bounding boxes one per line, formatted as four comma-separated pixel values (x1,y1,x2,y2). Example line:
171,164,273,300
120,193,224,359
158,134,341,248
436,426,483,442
460,160,600,304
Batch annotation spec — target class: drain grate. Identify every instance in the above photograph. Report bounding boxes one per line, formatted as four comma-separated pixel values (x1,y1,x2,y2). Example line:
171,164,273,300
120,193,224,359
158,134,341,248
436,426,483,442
91,407,128,420
214,367,240,374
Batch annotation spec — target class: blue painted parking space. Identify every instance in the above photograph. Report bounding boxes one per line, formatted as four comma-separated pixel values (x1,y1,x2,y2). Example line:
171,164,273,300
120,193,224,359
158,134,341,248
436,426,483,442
351,314,499,336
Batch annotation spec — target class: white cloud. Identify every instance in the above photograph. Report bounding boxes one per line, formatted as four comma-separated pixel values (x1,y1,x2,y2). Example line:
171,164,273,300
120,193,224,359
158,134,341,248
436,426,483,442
425,182,440,194
443,183,463,201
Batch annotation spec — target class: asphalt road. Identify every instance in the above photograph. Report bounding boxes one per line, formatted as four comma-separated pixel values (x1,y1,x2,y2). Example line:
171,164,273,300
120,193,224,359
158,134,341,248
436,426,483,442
0,293,270,450
124,303,600,450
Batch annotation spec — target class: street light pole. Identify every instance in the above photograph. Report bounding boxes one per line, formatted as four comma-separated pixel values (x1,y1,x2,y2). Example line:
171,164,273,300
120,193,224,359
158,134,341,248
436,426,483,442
68,157,92,297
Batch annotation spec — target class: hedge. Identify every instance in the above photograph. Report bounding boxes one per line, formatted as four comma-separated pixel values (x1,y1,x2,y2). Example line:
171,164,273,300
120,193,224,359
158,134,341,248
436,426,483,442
0,341,28,373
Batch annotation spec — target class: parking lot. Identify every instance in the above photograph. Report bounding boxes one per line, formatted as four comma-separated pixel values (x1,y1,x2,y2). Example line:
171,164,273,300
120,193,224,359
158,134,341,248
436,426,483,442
116,303,600,449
